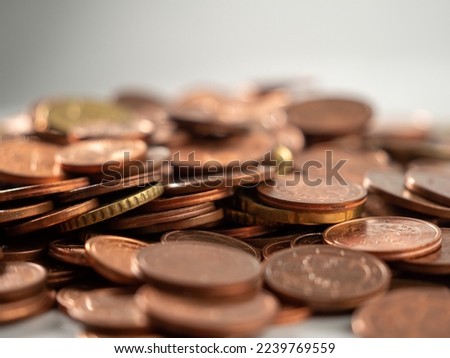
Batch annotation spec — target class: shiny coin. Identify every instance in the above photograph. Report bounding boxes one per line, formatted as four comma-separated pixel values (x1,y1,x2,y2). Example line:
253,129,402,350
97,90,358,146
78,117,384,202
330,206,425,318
405,166,450,206
213,225,275,240
0,200,54,223
48,238,89,266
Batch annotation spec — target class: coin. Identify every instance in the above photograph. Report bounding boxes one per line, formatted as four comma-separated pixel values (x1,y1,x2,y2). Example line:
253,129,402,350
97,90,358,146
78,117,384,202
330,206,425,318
56,285,116,313
395,228,450,275
48,238,89,266
262,239,292,260
135,242,261,298
85,235,150,284
1,239,47,261
0,200,54,224
0,262,47,302
352,287,450,337
213,225,275,240
263,245,391,311
58,138,147,174
323,216,442,261
136,285,279,337
0,138,64,184
290,232,323,247
5,198,99,236
273,304,312,325
405,166,450,206
287,97,372,137
160,230,261,260
59,183,163,232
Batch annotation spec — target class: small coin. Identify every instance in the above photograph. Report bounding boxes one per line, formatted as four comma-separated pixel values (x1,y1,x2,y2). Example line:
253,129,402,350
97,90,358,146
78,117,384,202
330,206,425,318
136,285,279,337
324,216,442,261
0,200,54,224
262,239,292,260
405,166,450,206
48,238,89,266
352,287,450,337
59,183,163,232
263,245,391,311
273,304,312,326
6,198,99,236
0,138,64,184
161,230,261,260
1,239,47,261
0,262,47,302
290,232,324,247
135,242,261,298
213,225,275,240
85,235,150,284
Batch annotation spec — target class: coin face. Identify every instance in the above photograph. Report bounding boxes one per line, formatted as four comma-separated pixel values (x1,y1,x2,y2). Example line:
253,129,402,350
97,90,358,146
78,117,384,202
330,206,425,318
263,245,391,311
136,285,279,337
352,287,450,337
323,216,442,260
135,242,261,297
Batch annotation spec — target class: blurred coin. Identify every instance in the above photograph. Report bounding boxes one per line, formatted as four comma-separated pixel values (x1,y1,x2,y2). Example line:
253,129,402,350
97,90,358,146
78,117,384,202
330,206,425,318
273,304,312,326
262,239,292,260
290,232,323,247
214,225,275,240
405,166,450,206
1,239,47,261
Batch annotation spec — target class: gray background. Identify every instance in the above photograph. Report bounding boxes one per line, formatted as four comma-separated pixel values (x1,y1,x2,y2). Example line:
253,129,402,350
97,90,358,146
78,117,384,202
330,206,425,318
1,0,450,121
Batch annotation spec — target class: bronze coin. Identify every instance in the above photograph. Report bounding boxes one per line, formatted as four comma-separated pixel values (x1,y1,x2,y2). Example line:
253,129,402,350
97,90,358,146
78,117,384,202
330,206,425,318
0,262,47,302
0,200,54,224
290,232,324,247
257,173,367,211
405,167,450,206
65,287,150,331
59,183,163,232
0,177,89,203
352,287,450,337
0,138,64,185
396,228,450,275
5,198,99,236
1,239,47,261
262,239,292,260
56,285,118,313
139,187,233,212
160,230,261,260
273,304,312,325
85,235,150,284
364,169,450,218
48,238,89,266
136,285,279,337
213,225,276,240
58,138,147,174
108,202,216,230
287,97,372,137
263,245,391,311
135,242,261,298
324,216,442,261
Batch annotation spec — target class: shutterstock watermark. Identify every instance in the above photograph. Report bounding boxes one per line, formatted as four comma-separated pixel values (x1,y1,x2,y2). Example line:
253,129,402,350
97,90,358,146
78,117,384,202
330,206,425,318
100,150,348,188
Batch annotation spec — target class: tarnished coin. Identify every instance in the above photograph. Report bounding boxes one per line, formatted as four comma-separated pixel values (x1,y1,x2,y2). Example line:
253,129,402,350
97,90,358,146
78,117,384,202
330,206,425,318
324,217,442,261
287,97,372,137
136,285,279,337
58,138,147,174
395,228,450,275
405,167,450,206
0,262,47,302
0,200,54,223
161,230,261,260
65,287,150,331
85,235,150,284
264,245,391,311
290,232,323,247
0,138,64,184
352,287,450,337
135,242,261,298
49,238,89,266
262,239,292,260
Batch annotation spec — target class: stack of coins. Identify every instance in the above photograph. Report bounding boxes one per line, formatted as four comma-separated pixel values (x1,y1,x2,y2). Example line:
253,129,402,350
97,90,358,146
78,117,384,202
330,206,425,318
0,82,449,338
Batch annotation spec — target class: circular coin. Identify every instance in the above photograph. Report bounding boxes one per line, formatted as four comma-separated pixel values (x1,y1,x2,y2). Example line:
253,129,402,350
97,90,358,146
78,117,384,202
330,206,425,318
0,200,54,224
48,238,89,266
405,167,450,206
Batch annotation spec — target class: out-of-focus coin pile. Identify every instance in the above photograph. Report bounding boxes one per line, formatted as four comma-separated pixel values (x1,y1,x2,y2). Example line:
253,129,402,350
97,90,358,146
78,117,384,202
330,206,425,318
0,83,449,338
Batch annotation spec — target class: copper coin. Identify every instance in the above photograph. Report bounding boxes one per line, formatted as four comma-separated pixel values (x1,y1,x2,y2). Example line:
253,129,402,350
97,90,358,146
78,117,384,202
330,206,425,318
160,230,261,260
273,304,312,325
135,242,261,298
0,200,54,223
1,239,47,261
257,173,367,211
264,245,391,311
352,287,450,337
108,202,216,230
56,285,117,313
58,138,147,174
48,238,89,266
65,287,150,331
214,225,276,240
0,177,89,203
136,285,279,337
396,228,450,275
59,183,163,232
287,97,372,137
85,235,150,284
0,262,47,302
364,169,450,218
132,208,224,234
139,187,233,212
262,239,292,260
0,137,64,184
0,289,55,325
324,217,442,261
405,167,450,206
5,198,99,236
290,232,324,247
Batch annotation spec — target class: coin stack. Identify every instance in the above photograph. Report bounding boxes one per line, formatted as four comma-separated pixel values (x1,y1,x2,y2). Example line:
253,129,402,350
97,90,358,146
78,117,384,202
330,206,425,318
0,83,449,338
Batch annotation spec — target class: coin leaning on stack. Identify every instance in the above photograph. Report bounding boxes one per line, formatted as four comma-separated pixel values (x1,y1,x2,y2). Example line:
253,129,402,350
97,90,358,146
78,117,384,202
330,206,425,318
0,85,449,338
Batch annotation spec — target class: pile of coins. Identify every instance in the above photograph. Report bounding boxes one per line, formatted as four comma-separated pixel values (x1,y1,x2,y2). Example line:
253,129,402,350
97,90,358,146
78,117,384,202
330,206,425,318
0,83,449,338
